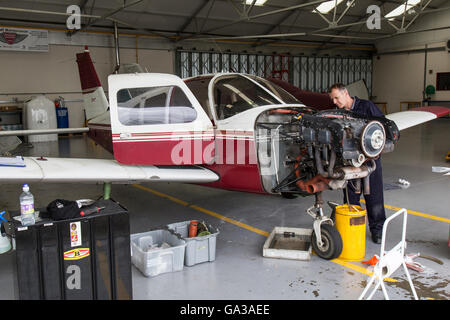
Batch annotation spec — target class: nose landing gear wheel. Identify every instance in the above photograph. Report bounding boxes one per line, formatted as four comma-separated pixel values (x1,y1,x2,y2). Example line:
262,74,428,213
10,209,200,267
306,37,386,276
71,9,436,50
311,224,343,260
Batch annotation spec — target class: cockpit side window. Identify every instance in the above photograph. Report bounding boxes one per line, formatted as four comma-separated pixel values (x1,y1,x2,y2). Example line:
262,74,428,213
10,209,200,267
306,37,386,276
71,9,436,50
184,77,213,120
116,85,197,125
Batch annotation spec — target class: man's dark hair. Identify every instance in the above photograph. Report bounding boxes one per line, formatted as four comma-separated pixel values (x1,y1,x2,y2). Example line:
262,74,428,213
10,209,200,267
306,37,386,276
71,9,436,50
328,83,347,93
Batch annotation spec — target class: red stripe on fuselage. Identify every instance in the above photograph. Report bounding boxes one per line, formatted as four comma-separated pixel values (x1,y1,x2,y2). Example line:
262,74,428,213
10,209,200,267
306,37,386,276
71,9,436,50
86,123,265,193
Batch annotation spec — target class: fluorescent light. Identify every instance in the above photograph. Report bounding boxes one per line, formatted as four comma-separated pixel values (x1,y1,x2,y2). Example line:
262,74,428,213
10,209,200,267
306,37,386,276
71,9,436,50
314,0,344,14
245,0,268,6
385,0,421,19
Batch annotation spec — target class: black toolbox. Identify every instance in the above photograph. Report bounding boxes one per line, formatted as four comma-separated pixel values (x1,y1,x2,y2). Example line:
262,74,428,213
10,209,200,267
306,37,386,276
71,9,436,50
4,199,132,300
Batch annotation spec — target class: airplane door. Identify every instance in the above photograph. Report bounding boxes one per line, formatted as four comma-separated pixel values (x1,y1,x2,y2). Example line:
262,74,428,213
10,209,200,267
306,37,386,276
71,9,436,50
108,73,215,165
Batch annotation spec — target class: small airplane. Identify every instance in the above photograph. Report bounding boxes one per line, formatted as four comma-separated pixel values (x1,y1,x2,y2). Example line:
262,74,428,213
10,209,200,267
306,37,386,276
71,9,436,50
0,46,448,260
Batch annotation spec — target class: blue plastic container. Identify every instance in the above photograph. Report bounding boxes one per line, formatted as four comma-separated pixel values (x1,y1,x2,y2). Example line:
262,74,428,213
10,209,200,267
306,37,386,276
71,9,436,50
56,107,69,128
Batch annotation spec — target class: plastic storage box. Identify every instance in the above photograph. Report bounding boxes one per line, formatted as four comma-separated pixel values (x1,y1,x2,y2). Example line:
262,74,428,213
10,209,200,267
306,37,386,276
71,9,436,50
263,226,312,261
166,220,219,267
130,229,186,277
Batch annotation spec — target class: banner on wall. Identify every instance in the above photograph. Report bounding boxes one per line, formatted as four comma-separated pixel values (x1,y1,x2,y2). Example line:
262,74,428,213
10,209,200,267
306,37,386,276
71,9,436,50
0,28,48,52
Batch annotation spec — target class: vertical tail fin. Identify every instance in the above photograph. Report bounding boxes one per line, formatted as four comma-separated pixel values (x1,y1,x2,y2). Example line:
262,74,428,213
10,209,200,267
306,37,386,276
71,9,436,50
76,46,109,121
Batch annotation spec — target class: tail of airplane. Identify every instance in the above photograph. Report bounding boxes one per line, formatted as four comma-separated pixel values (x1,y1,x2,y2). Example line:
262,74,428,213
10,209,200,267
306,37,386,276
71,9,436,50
76,46,109,122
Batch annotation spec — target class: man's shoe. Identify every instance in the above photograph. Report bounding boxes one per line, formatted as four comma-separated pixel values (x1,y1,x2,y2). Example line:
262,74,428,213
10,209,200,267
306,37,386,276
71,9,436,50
371,233,382,244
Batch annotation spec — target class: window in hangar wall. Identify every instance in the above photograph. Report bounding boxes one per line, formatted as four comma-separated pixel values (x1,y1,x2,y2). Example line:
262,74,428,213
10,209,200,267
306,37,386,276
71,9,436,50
175,50,372,96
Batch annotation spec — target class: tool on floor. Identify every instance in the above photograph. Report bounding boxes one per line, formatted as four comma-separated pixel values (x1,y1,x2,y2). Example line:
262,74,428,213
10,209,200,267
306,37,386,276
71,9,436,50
404,252,444,273
362,255,379,266
432,166,450,176
397,178,410,187
405,254,426,272
418,254,444,265
359,208,418,300
80,206,105,217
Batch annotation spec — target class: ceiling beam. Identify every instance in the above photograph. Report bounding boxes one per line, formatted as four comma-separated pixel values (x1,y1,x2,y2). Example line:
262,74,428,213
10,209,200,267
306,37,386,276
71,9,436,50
217,0,439,14
309,5,448,37
187,4,448,43
78,0,91,12
403,0,433,31
250,8,302,48
0,4,173,40
177,0,210,34
177,0,333,42
378,0,437,10
67,0,145,36
0,0,445,48
313,0,384,51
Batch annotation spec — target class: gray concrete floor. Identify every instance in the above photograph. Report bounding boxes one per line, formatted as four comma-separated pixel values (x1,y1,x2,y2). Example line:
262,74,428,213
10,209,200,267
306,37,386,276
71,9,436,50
0,118,449,301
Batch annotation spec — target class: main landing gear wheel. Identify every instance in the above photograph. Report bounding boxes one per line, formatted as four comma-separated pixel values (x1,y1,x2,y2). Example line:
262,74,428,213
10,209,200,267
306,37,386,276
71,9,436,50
311,224,343,260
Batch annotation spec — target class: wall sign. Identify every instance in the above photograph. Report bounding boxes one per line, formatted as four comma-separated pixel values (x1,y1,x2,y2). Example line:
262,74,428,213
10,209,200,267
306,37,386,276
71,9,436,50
0,27,48,52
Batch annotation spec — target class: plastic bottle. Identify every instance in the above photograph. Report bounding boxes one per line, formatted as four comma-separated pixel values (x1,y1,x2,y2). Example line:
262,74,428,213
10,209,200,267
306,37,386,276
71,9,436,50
188,220,198,238
20,184,35,226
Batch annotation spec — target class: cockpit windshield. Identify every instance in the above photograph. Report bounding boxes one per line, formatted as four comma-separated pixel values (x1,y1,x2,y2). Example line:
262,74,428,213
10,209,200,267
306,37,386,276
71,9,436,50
246,75,300,104
213,75,281,120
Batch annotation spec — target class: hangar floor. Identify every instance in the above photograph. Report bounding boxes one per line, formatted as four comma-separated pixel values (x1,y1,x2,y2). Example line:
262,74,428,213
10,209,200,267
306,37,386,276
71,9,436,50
0,118,448,300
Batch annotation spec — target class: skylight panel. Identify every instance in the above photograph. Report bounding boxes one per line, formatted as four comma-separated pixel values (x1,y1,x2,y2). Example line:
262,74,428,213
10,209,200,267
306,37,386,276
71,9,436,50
245,0,268,6
314,0,345,14
385,0,421,19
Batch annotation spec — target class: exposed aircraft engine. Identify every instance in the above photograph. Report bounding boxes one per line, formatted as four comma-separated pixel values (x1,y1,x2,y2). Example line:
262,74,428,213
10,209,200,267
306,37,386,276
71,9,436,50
255,107,400,197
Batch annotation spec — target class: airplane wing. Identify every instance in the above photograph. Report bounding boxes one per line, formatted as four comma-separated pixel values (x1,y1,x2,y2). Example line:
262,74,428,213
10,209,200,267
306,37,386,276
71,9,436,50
385,106,449,131
0,157,219,184
0,127,89,137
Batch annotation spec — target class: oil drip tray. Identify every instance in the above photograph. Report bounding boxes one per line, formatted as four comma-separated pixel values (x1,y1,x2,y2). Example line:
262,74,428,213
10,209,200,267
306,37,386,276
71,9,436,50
263,227,312,261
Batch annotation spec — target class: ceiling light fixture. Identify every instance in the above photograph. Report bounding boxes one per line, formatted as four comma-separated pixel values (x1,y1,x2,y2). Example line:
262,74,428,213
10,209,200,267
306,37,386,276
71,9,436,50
245,0,268,6
385,0,421,19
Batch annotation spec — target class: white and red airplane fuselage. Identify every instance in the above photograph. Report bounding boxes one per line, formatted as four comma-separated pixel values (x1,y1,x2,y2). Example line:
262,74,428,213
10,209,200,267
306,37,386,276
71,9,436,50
77,49,449,198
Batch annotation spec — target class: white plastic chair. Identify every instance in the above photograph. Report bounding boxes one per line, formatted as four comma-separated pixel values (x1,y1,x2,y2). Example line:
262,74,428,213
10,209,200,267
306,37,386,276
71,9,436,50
359,208,418,300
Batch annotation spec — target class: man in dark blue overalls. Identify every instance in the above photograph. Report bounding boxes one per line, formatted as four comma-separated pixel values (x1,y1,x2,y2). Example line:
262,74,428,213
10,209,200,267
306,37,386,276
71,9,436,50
329,83,386,244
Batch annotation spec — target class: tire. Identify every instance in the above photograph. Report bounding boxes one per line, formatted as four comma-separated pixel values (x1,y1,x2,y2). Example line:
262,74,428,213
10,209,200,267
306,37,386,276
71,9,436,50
311,224,343,260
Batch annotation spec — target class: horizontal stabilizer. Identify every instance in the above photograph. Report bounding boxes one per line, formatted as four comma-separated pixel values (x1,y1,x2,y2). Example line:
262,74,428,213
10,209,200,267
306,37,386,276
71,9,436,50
0,157,219,184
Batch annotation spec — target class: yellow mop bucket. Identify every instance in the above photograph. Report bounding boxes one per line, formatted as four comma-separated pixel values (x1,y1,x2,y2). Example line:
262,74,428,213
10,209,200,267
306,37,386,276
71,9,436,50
335,204,366,261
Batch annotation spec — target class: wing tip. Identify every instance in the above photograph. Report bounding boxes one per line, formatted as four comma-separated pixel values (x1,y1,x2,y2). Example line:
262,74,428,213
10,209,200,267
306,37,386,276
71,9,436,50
410,106,450,118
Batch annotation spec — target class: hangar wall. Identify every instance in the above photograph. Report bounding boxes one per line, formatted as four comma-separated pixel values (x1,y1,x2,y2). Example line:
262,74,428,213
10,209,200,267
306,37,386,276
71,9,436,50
372,46,450,113
371,9,450,113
